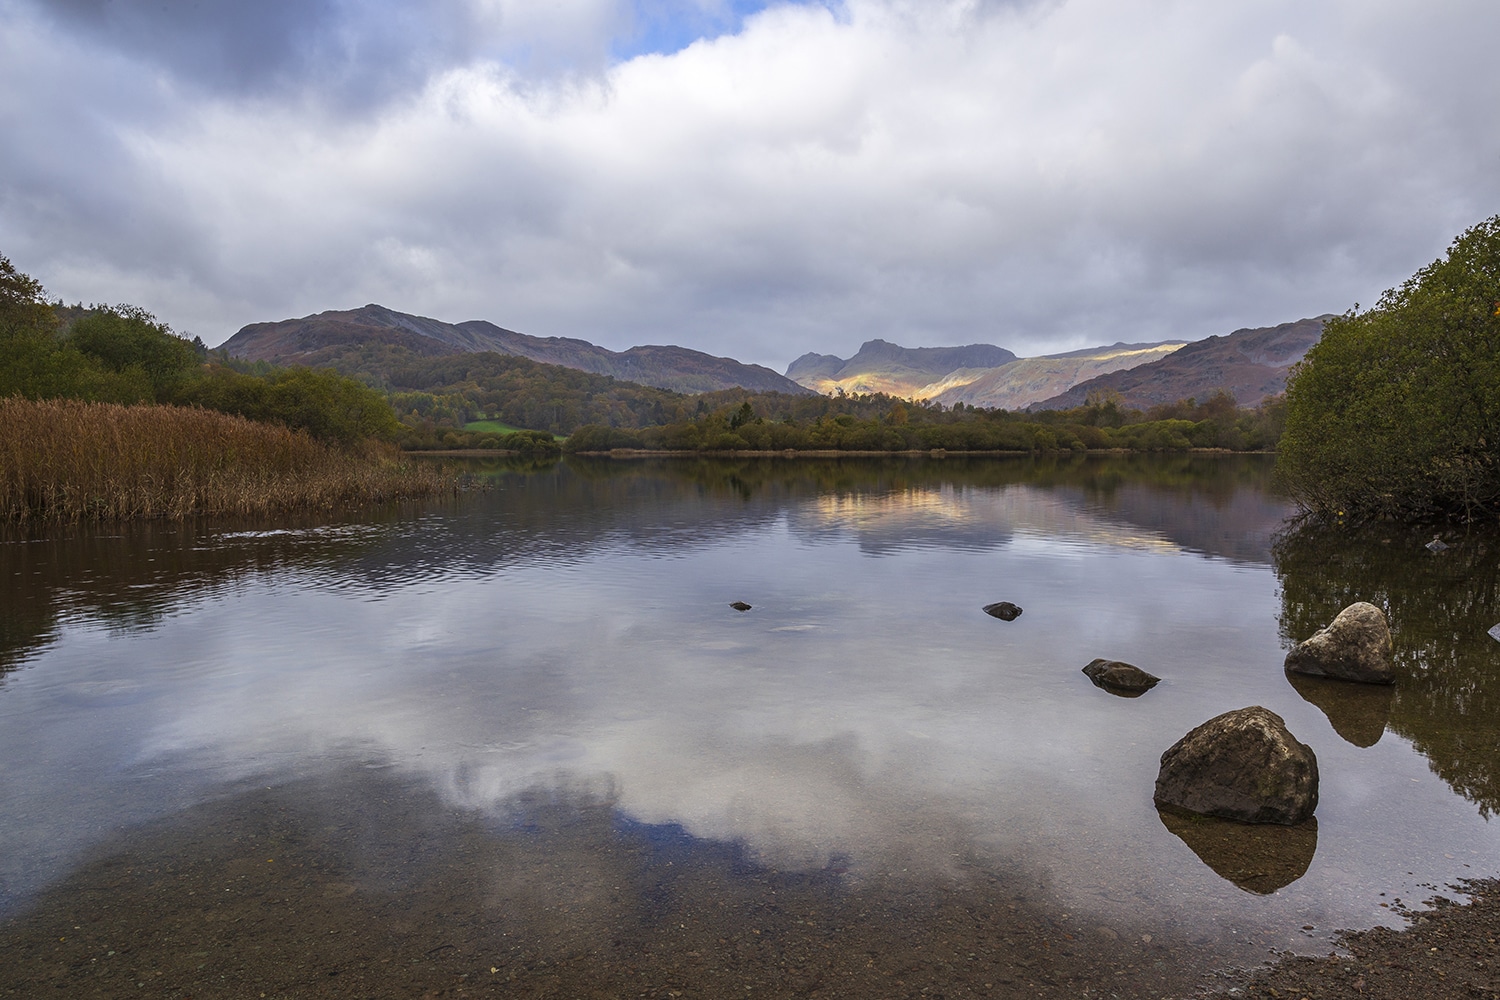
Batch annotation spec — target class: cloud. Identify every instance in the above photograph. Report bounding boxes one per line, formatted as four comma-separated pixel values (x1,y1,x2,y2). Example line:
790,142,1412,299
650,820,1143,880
3,0,1498,368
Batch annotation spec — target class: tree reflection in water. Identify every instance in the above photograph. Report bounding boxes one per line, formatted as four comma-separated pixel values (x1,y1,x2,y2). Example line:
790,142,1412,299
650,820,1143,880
1273,521,1500,815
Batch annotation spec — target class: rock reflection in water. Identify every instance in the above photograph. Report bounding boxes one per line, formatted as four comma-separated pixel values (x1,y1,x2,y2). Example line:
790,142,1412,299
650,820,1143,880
1158,808,1318,894
1284,670,1394,747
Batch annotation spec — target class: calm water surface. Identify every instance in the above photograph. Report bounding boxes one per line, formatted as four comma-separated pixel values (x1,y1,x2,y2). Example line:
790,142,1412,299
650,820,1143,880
3,454,1499,994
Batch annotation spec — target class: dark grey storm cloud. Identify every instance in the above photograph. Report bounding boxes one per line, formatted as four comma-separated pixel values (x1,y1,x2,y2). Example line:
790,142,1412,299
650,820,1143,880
3,0,1499,369
34,0,485,104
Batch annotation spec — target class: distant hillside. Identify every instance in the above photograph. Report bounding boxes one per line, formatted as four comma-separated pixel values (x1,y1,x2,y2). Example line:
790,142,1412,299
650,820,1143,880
223,304,812,396
1030,317,1331,411
786,339,1017,397
925,341,1187,411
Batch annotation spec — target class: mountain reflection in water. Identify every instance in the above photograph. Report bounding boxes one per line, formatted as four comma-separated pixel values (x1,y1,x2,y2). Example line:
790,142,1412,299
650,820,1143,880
3,454,1499,995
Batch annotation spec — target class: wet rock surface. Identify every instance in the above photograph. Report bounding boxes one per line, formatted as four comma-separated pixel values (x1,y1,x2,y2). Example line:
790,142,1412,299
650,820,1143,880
1154,706,1318,825
1284,601,1394,684
1082,658,1160,696
983,601,1023,621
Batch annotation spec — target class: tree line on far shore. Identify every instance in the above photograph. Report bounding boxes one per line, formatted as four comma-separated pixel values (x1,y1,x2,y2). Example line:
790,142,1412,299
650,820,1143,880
560,390,1285,456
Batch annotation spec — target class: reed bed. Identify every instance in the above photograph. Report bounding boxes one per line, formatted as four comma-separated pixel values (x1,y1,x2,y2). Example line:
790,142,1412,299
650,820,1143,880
1,398,453,523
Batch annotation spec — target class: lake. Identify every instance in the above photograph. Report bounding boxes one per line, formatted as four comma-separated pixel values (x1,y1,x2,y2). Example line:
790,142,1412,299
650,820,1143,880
3,454,1498,998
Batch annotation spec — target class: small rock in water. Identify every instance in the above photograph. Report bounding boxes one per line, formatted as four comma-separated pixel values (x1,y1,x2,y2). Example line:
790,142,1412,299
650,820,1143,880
982,601,1022,621
1426,534,1449,552
1082,658,1160,696
1489,623,1500,643
729,601,752,612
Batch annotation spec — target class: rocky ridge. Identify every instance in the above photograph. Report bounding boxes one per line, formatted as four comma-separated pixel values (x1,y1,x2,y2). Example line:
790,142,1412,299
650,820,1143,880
223,304,812,396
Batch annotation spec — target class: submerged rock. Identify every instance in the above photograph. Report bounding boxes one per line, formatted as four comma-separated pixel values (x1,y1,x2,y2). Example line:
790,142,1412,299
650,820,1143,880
1081,659,1160,697
1284,601,1394,685
982,602,1022,621
1158,808,1317,894
1153,706,1318,825
729,601,752,612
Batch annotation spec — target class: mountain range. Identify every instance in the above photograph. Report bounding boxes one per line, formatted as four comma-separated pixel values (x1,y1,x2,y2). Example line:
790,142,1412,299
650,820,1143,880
223,304,1328,411
787,319,1327,410
222,305,811,396
1026,316,1331,411
786,340,1019,396
790,339,1191,410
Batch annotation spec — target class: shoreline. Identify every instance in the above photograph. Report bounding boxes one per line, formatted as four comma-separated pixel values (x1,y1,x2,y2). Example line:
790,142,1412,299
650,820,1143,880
1207,880,1500,999
410,446,1268,458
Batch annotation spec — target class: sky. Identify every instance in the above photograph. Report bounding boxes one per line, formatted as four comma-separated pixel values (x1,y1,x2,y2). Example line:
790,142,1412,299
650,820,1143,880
2,0,1498,371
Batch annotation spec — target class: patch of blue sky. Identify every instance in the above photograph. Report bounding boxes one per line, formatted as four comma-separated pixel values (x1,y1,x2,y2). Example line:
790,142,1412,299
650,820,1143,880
612,0,821,61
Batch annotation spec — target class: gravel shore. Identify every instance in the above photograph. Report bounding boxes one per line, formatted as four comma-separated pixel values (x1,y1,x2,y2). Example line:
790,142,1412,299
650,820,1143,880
1210,881,1500,1000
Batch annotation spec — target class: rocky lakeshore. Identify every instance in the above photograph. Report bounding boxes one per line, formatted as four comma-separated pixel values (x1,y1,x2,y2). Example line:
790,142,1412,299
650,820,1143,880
1211,881,1500,1000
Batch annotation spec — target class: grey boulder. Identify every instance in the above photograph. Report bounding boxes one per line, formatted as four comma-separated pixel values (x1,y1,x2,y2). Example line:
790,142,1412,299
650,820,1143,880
1154,706,1318,825
1082,659,1159,696
1284,601,1394,684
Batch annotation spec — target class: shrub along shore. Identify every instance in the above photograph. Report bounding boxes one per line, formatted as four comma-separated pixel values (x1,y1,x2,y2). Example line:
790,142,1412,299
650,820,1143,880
0,398,451,523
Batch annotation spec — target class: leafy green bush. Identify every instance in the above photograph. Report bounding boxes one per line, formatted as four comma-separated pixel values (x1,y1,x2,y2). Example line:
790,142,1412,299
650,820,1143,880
68,305,199,400
562,424,646,452
1277,216,1500,521
175,365,403,447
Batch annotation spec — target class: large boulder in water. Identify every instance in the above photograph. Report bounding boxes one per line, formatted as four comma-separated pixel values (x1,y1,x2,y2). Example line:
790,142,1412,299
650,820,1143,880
1284,601,1394,685
1081,659,1159,697
1153,706,1318,825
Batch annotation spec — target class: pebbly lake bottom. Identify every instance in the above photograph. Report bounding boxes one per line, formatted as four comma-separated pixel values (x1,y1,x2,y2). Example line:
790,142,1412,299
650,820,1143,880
0,768,1223,999
3,454,1500,997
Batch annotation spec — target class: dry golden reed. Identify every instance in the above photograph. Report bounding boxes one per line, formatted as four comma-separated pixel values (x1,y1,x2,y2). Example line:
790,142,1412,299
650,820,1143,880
0,398,452,522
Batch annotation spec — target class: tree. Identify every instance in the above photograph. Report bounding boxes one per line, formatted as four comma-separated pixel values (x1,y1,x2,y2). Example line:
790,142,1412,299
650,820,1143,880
68,305,199,401
0,253,58,339
0,257,159,403
1277,216,1500,521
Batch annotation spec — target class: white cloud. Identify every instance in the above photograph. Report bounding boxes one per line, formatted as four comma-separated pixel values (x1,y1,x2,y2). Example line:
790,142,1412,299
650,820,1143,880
2,0,1498,367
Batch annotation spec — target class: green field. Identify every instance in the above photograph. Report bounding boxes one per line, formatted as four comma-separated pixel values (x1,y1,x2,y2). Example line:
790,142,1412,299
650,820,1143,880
462,419,523,434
